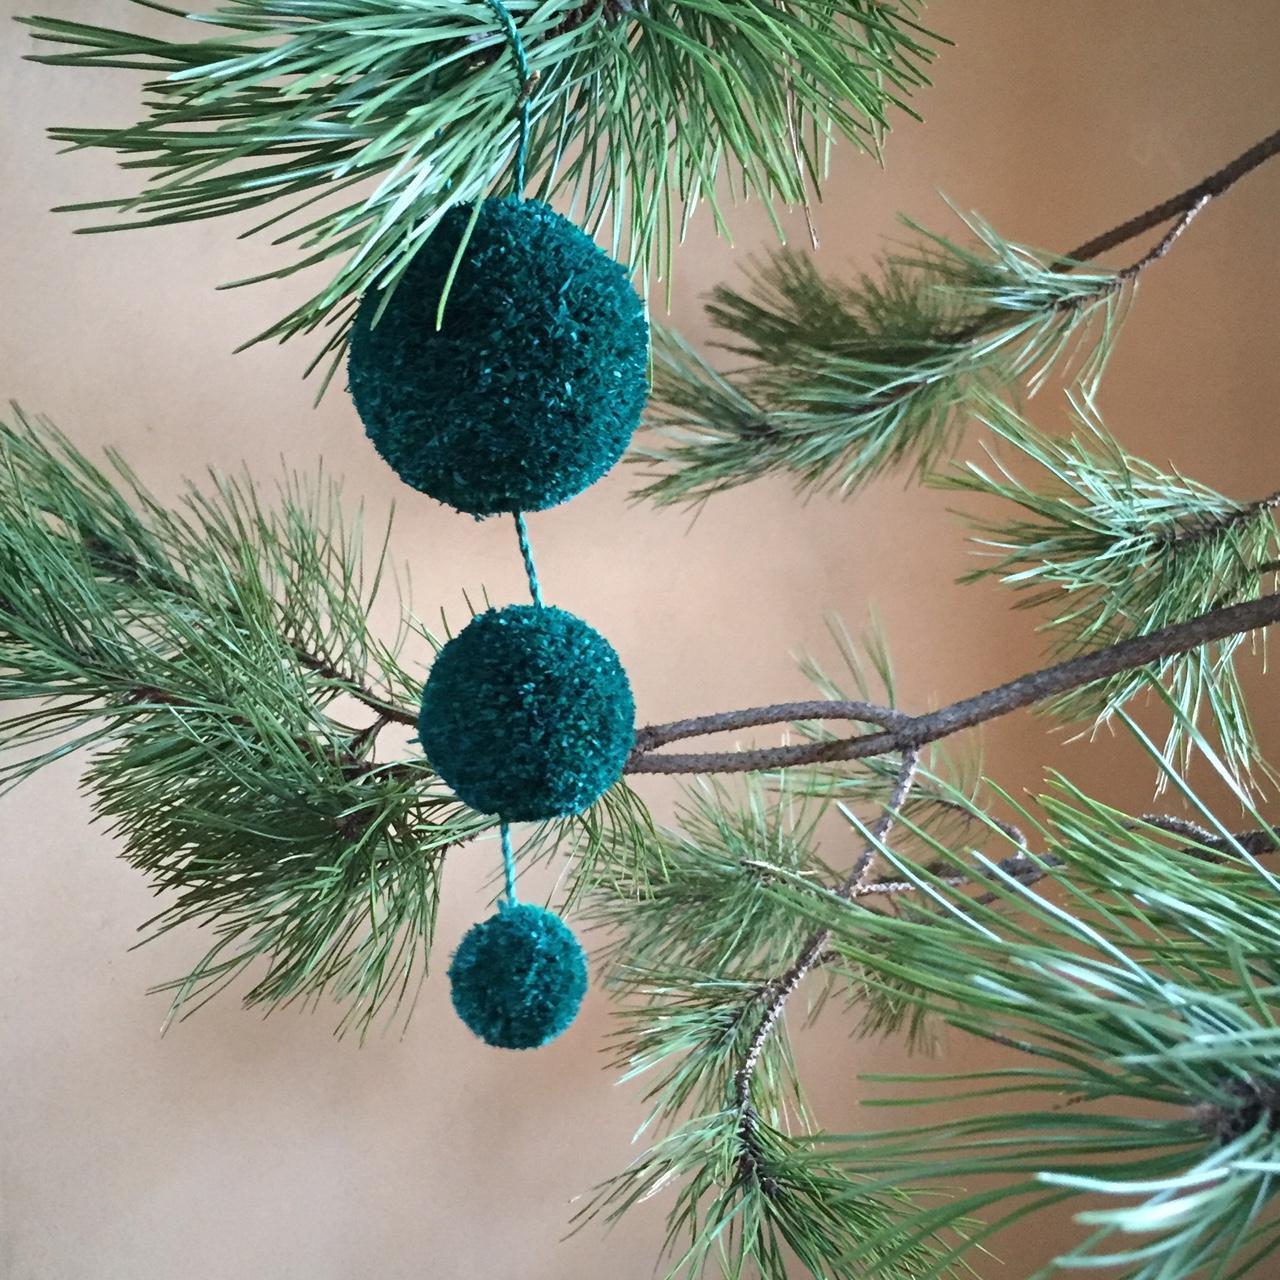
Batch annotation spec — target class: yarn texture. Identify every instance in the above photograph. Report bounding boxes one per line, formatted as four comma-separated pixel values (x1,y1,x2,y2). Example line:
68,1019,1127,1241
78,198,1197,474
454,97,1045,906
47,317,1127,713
418,605,634,821
347,197,649,517
448,902,588,1050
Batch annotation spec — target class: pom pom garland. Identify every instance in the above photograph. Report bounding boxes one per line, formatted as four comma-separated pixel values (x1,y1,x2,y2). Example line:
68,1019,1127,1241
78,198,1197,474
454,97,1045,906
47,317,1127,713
347,197,649,517
417,605,635,822
448,902,588,1050
349,0,640,1050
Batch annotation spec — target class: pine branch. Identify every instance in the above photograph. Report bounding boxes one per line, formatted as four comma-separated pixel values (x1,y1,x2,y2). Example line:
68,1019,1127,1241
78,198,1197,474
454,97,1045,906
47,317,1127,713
597,690,1280,1276
636,126,1280,505
733,748,919,1158
1061,126,1280,263
583,770,969,1277
943,397,1280,785
633,220,1127,504
626,589,1280,774
576,1108,965,1280
0,408,493,1032
20,0,942,372
740,757,1280,1276
0,408,662,1029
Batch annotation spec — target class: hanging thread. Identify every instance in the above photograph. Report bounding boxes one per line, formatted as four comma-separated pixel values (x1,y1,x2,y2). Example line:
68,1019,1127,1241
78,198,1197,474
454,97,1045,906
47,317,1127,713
500,821,518,905
514,512,543,607
481,0,533,193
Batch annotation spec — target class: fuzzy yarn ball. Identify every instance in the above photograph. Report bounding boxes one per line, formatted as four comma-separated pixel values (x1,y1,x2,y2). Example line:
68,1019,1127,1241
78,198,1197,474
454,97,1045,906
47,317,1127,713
418,605,634,821
347,197,649,517
448,902,588,1050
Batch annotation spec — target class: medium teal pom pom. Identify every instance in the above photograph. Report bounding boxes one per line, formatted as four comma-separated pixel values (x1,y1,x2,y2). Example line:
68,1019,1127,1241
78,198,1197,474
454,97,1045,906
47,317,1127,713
448,902,588,1050
347,197,649,516
418,605,634,821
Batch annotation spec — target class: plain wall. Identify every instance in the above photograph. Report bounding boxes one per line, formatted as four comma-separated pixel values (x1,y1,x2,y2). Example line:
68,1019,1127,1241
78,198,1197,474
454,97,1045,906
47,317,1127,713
3,3,1280,1277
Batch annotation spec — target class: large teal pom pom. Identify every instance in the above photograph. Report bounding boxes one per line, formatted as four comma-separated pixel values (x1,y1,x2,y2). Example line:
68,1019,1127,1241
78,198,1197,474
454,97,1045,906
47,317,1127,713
347,197,649,517
448,902,588,1050
418,605,634,821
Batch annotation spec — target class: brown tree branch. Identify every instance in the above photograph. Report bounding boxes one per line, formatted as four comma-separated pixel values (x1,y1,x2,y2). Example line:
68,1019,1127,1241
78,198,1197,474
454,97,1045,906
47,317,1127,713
292,649,418,728
626,591,1280,775
1062,127,1280,264
733,748,918,1171
632,699,905,754
1107,196,1209,282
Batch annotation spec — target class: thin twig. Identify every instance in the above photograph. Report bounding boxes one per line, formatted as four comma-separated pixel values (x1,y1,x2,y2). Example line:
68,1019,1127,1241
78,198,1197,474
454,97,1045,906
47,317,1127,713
347,711,393,756
843,747,920,893
1063,127,1280,264
725,128,1280,441
626,591,1280,775
1136,816,1280,862
733,748,918,1166
1110,197,1209,282
864,820,1280,906
632,700,904,754
293,649,418,727
1167,489,1280,548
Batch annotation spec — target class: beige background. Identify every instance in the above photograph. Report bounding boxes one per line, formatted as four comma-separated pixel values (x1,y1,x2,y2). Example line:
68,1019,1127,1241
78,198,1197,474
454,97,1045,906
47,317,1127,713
3,3,1280,1277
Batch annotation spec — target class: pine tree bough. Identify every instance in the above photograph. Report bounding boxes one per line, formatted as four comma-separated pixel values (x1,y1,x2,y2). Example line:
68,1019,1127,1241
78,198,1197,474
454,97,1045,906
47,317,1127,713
20,0,942,372
626,591,1280,774
637,126,1280,508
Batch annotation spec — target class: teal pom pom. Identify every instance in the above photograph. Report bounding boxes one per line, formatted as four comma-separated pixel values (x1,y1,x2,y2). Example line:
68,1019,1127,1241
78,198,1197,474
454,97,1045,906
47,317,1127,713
347,197,649,516
418,605,634,821
448,902,588,1050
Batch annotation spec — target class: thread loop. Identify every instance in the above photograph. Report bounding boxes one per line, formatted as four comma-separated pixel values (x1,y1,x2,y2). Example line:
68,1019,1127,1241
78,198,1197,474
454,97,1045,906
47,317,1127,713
481,0,533,193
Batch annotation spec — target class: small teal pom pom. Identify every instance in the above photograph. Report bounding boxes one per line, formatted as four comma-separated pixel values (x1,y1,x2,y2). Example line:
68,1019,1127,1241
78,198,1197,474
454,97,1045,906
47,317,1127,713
448,902,588,1050
418,605,634,821
347,197,650,517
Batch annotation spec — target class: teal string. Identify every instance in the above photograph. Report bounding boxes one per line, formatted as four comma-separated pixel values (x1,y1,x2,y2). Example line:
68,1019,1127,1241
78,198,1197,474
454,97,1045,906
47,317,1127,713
504,512,539,910
481,0,532,194
482,1,536,914
514,512,543,608
500,821,518,906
